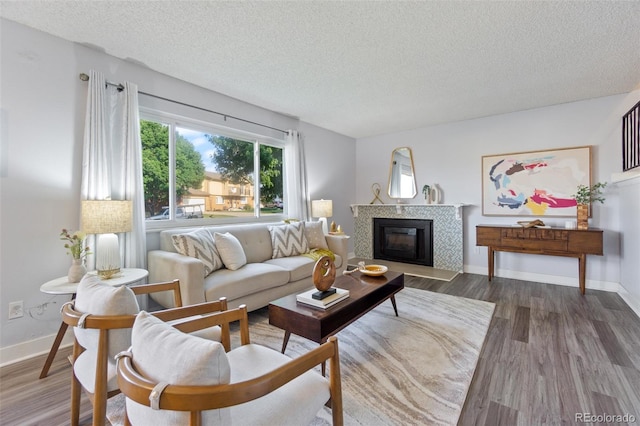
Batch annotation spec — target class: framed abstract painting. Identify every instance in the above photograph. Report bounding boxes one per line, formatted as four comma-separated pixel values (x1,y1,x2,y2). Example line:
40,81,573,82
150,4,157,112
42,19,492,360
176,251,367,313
481,146,591,217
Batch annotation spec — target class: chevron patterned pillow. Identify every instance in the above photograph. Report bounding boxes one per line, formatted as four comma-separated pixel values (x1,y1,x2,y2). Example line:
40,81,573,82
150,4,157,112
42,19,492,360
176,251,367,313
269,222,310,259
172,228,223,276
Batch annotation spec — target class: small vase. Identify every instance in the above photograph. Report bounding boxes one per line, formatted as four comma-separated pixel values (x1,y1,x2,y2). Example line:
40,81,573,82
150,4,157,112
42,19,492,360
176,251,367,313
68,258,87,283
576,203,589,230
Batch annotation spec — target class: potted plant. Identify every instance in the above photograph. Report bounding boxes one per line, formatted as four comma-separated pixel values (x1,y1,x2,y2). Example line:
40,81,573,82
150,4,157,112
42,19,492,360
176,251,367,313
572,182,607,230
60,229,91,283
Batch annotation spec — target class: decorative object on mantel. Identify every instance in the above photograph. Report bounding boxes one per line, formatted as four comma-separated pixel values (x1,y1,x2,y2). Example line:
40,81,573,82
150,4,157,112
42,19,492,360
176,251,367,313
431,184,441,204
572,182,607,230
311,255,337,299
422,185,430,203
60,229,91,283
370,183,384,204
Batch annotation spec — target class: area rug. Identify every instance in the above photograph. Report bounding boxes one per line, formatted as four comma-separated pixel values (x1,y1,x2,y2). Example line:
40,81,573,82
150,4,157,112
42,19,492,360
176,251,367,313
107,287,494,425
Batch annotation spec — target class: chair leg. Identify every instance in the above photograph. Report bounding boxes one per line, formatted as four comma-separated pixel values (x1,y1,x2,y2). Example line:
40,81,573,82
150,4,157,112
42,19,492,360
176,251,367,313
70,373,81,426
70,340,82,426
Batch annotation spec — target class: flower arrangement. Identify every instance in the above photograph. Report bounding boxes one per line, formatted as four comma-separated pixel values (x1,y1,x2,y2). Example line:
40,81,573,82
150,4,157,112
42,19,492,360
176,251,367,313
572,182,607,205
60,229,91,261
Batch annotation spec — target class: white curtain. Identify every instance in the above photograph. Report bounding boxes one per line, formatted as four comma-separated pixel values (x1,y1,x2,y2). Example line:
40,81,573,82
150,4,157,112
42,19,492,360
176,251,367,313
81,70,146,271
284,130,309,221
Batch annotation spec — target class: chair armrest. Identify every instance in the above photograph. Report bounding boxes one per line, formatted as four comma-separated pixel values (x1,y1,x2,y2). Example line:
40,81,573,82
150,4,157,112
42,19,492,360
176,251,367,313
130,279,183,307
116,336,342,418
148,250,206,307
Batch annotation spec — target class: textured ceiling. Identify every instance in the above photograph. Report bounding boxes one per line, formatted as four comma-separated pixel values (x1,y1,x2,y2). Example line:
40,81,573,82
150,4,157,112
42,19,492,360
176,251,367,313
2,1,639,138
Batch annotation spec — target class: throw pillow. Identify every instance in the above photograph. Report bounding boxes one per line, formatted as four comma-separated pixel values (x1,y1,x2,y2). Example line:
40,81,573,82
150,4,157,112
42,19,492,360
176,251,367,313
171,228,223,276
304,221,329,250
214,232,247,271
126,311,231,424
269,221,310,259
73,274,140,359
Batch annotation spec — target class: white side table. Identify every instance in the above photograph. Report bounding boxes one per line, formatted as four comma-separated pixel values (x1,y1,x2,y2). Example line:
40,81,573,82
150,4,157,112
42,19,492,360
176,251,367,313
38,268,148,379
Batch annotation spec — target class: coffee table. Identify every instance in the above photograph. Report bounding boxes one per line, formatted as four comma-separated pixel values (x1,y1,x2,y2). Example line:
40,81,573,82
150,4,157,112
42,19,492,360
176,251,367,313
269,270,404,353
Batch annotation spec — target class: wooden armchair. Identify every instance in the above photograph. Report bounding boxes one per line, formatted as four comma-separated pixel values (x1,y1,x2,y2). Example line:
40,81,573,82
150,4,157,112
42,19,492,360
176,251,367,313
116,305,343,425
60,275,228,426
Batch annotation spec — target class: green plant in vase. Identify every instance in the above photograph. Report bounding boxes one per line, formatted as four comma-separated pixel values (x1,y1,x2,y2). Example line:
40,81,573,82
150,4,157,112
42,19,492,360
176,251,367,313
572,182,607,230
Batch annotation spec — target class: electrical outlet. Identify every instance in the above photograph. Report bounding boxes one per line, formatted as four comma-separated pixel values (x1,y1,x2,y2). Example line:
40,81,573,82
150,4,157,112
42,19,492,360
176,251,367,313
9,301,24,319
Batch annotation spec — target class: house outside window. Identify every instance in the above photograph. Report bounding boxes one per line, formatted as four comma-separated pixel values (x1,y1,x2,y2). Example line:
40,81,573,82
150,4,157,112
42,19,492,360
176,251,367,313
141,111,285,226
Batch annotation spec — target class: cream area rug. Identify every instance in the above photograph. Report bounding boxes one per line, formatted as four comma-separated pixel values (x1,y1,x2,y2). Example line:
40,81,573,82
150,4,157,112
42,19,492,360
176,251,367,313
107,288,494,425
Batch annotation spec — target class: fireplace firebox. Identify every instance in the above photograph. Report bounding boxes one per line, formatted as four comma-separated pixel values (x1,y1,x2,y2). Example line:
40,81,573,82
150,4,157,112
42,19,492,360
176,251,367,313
373,218,433,266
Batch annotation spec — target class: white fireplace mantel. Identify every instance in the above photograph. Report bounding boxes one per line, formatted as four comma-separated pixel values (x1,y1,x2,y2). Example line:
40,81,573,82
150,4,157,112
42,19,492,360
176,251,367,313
350,204,468,272
351,203,467,220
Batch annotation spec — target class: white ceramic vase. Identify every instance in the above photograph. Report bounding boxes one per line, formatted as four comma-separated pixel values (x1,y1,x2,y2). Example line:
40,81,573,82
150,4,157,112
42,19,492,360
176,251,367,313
68,258,87,283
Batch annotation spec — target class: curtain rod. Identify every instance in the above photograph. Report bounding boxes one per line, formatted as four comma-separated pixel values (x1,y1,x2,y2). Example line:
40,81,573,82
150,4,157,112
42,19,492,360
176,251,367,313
79,73,288,135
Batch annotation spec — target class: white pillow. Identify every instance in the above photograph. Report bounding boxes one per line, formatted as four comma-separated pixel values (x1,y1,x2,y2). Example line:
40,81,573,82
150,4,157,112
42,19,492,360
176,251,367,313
73,274,140,359
304,221,329,250
126,311,231,425
214,232,247,271
269,221,310,259
172,228,223,276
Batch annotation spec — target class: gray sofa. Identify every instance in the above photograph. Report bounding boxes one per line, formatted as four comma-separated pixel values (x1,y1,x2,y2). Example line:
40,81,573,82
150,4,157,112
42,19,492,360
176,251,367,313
147,222,348,311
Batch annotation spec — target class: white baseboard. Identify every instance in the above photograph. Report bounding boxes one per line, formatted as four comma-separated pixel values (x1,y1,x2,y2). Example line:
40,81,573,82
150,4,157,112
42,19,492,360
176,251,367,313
463,264,620,292
618,286,640,319
0,329,74,368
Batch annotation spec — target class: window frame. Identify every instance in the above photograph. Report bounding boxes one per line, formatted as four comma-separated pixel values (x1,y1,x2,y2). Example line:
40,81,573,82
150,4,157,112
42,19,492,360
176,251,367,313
141,108,287,230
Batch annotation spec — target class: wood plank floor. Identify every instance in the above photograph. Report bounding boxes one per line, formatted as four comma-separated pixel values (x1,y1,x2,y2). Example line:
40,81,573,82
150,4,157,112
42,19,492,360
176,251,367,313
1,273,639,425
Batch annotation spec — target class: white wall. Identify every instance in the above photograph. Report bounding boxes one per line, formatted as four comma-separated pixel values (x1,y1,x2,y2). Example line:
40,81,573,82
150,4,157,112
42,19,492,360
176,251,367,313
300,121,357,247
0,19,356,363
356,91,640,292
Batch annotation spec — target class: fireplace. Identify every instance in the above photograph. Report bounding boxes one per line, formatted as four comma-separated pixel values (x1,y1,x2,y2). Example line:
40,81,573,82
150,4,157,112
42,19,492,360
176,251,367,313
373,218,433,266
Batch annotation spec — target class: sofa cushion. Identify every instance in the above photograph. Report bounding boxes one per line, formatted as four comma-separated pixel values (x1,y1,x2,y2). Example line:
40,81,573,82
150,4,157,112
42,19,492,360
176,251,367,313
171,228,222,276
304,221,329,250
268,222,309,258
214,232,247,271
204,263,289,302
264,256,315,282
126,311,231,425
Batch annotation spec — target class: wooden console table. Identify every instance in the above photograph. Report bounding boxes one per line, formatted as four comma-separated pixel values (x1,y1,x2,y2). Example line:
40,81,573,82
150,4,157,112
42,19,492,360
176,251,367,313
476,225,603,294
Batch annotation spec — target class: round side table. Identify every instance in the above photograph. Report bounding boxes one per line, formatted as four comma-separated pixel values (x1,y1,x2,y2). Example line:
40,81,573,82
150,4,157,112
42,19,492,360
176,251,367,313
38,268,148,379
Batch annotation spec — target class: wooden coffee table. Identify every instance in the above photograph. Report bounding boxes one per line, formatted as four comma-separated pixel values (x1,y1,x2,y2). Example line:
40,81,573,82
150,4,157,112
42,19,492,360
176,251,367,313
269,270,404,353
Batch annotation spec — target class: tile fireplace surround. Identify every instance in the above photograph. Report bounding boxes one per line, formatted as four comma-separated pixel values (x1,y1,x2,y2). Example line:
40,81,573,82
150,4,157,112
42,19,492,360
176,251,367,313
351,204,466,272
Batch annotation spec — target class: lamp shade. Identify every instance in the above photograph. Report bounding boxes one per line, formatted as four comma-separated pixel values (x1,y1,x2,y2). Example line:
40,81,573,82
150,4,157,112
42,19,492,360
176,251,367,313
311,199,333,218
81,200,132,234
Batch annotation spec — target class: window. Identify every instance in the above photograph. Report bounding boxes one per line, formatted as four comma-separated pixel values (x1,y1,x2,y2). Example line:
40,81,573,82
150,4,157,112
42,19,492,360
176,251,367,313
141,111,285,225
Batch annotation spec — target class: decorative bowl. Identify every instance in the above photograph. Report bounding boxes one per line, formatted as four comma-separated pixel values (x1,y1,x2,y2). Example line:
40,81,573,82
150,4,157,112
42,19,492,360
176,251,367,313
359,264,388,276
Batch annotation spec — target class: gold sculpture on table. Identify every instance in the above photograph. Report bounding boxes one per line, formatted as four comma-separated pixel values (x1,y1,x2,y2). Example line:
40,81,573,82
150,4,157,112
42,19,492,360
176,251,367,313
312,255,337,299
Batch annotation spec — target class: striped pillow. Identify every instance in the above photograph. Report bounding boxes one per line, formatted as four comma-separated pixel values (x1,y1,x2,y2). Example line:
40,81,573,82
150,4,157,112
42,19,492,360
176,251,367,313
269,222,310,259
172,229,223,276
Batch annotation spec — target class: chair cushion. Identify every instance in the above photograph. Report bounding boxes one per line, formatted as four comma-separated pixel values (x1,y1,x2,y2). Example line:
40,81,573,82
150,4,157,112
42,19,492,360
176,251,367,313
228,344,330,425
73,274,139,360
268,222,309,258
126,311,231,425
171,228,223,276
74,349,119,394
214,232,247,271
304,221,329,249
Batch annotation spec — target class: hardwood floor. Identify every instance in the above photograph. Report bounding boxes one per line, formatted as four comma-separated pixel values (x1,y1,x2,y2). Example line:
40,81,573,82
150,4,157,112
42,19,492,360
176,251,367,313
1,273,639,425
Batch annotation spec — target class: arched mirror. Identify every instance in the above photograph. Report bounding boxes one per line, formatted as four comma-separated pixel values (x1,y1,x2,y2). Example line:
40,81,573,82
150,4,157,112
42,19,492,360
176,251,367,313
388,147,417,199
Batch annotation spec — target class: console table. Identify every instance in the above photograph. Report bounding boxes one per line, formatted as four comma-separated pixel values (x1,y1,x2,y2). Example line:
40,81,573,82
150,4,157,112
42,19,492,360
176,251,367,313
476,225,603,294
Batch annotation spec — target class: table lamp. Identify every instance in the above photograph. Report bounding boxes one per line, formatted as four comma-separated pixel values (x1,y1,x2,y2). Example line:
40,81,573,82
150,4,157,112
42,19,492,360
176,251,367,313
81,200,132,279
311,199,333,235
